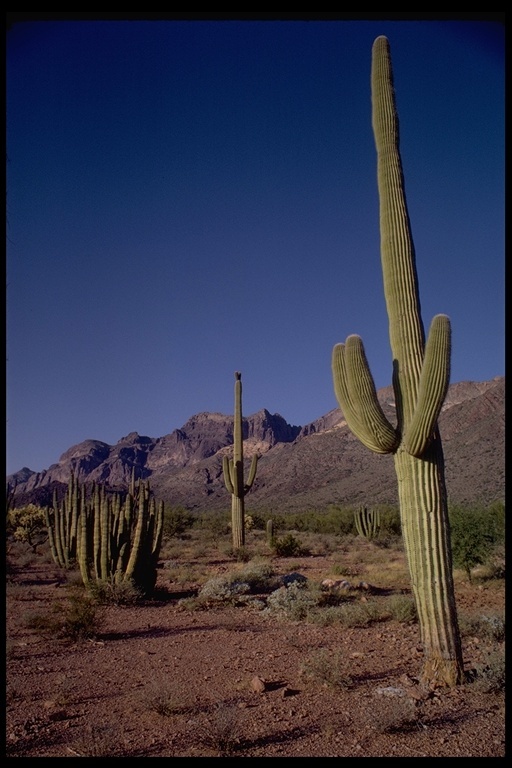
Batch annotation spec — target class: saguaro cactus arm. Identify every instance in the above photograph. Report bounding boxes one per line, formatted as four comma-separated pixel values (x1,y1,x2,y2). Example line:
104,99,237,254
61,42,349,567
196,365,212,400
222,455,235,494
332,335,398,453
244,454,258,493
404,314,451,457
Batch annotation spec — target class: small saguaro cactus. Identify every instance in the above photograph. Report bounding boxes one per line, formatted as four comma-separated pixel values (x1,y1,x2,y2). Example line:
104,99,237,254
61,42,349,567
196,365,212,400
223,371,258,549
354,506,380,541
331,36,463,686
266,518,275,547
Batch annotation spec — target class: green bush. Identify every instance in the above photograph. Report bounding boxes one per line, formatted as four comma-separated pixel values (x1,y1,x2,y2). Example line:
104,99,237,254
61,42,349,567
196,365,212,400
163,506,195,538
264,582,318,621
449,505,499,582
272,533,309,557
7,505,48,551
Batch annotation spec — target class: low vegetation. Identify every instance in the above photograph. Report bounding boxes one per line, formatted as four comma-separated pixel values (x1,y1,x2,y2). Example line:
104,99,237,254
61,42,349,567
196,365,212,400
6,498,505,757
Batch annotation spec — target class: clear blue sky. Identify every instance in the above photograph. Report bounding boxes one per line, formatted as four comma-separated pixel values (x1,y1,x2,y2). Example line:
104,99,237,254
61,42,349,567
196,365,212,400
6,15,505,476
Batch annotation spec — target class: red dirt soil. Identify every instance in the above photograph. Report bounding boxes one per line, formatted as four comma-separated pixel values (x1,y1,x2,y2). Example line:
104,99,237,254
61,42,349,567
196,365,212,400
6,545,505,758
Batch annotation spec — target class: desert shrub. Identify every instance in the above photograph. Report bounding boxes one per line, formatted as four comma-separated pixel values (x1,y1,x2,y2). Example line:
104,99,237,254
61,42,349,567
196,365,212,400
330,559,363,578
458,612,505,643
272,533,309,557
478,614,506,643
334,600,384,628
194,560,279,608
72,724,123,757
196,701,243,757
471,649,505,694
234,560,279,593
7,505,48,551
299,648,353,690
223,545,253,562
371,694,423,733
195,511,231,540
89,578,144,605
264,581,318,621
306,604,353,627
387,594,418,624
449,504,502,582
377,505,402,537
266,504,402,540
163,505,195,538
474,543,505,581
142,677,190,717
24,587,102,641
197,576,250,607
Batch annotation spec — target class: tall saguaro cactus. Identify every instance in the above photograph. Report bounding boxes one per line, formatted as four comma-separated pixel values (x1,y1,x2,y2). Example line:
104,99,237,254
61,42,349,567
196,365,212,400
331,36,463,686
223,371,258,549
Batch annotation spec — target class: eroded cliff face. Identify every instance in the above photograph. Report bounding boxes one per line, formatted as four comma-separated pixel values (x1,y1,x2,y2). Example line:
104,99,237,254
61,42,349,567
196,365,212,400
8,378,504,513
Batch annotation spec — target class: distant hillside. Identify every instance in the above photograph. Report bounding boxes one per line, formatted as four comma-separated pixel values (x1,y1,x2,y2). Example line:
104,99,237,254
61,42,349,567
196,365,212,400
8,377,505,513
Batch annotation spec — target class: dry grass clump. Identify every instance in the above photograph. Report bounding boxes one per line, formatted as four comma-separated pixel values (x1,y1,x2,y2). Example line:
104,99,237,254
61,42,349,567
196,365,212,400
299,648,353,690
370,694,424,734
196,700,243,756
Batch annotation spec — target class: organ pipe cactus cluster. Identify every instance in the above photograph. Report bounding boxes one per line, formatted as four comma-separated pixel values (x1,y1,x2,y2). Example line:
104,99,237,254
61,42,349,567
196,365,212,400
354,506,380,541
223,372,258,549
45,472,82,569
46,471,164,596
331,36,463,686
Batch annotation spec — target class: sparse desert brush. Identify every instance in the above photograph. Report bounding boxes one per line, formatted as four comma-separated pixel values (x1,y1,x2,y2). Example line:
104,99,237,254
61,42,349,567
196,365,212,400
330,560,363,578
386,594,418,624
306,604,352,627
471,649,505,694
89,578,144,606
71,723,123,757
272,533,310,557
23,587,103,641
232,560,279,592
264,581,318,621
191,559,279,608
196,700,243,757
142,676,192,717
458,612,505,643
333,600,384,628
370,693,424,734
299,648,353,690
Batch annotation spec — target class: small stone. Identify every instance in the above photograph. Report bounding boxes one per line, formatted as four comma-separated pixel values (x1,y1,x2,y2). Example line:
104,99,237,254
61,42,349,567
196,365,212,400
251,676,266,693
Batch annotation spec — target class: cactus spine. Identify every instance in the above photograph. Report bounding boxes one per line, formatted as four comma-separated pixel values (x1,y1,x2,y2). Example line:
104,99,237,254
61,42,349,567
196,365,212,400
223,371,258,549
354,506,380,541
331,36,463,686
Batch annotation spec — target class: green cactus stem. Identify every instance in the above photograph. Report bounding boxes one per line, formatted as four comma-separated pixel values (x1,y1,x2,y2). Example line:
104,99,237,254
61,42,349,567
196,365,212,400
45,474,81,569
47,473,163,596
331,36,463,686
354,506,380,541
266,518,275,547
223,371,258,549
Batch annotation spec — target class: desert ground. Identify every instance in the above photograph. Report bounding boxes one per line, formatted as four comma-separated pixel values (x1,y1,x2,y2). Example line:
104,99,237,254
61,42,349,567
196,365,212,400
6,528,506,758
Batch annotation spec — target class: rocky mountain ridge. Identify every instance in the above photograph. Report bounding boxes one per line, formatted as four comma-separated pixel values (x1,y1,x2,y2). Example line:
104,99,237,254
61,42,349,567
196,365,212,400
8,377,505,513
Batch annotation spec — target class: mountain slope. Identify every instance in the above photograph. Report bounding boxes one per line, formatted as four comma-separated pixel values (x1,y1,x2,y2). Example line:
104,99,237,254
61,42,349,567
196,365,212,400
8,377,505,512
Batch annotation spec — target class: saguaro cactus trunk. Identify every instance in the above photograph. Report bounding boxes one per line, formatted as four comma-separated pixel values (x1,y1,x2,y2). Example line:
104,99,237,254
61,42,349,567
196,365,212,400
331,36,463,687
223,371,258,549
